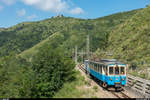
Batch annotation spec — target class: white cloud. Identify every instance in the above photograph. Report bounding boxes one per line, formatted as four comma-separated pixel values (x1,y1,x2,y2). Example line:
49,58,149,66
22,0,68,13
22,0,84,14
69,7,84,14
17,8,26,16
1,0,16,5
27,14,37,20
0,5,3,11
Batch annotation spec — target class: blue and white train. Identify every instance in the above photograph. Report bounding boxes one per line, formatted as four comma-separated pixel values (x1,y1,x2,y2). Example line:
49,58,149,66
84,59,127,90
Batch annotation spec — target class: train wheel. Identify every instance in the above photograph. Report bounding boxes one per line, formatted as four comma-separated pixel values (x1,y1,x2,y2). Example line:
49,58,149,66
102,82,107,89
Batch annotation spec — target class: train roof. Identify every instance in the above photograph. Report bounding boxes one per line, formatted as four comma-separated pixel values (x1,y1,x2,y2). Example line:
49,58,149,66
86,59,126,66
100,59,123,65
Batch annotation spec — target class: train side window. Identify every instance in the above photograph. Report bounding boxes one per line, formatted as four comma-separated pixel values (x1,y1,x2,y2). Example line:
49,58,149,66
96,64,98,72
106,67,108,75
92,64,93,70
102,66,103,73
93,64,95,70
93,64,94,70
120,67,125,75
109,67,114,75
101,65,102,73
100,65,101,73
98,64,99,72
98,65,99,72
104,66,106,74
89,63,91,69
115,66,119,75
99,65,101,73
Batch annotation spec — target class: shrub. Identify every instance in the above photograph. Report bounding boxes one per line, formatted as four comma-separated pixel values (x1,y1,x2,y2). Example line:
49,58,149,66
93,86,98,92
31,45,75,98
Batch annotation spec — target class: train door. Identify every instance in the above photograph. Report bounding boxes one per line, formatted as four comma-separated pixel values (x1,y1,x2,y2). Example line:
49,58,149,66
114,65,121,83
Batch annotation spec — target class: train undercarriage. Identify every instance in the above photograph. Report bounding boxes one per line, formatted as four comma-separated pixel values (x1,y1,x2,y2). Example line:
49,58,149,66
88,72,125,92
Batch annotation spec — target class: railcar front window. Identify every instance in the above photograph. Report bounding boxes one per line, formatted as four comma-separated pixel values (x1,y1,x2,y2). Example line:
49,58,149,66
120,67,125,75
109,67,114,75
115,67,119,75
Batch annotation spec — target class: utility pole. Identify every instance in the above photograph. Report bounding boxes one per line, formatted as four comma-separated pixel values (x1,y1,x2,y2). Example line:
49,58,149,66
86,35,90,76
86,35,90,60
75,45,78,64
81,49,84,63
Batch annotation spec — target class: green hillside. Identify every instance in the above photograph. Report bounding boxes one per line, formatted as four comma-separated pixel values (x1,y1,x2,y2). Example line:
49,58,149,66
105,6,150,64
0,9,139,58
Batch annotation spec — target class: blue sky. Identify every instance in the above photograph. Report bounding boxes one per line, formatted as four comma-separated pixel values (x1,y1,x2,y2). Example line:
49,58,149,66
0,0,150,28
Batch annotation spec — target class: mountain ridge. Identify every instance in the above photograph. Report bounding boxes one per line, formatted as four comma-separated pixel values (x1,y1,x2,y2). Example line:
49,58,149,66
0,8,140,58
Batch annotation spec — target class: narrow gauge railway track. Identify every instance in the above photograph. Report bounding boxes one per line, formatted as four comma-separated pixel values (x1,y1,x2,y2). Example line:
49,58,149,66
78,64,86,73
77,64,130,98
110,91,130,98
120,91,130,98
111,92,121,98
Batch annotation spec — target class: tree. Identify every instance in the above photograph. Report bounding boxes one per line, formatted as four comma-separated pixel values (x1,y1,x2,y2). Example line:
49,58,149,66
31,44,75,97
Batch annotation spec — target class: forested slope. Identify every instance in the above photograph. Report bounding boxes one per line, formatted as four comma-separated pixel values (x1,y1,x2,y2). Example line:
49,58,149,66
0,9,140,58
104,6,150,66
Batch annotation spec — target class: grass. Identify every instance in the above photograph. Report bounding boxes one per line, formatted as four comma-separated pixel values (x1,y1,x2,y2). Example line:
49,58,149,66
93,86,98,92
53,70,97,98
19,32,58,60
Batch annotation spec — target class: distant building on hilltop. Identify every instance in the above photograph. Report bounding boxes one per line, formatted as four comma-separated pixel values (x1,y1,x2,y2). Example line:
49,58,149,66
52,14,64,18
